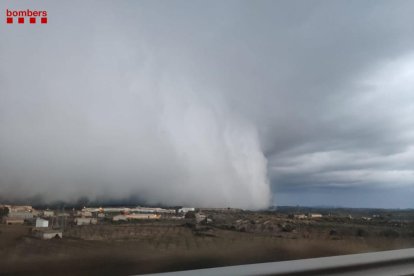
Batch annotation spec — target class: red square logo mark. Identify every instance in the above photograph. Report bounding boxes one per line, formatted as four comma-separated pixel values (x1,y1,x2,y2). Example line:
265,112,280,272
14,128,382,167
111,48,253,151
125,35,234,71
41,17,47,24
18,17,24,24
30,18,36,24
6,17,13,24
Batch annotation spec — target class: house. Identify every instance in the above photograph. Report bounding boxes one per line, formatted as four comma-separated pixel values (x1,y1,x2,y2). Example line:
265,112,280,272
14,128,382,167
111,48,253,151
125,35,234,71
195,213,207,223
81,211,92,217
33,229,63,240
74,217,97,226
35,218,49,228
31,209,41,217
294,214,307,219
42,210,54,217
75,210,93,217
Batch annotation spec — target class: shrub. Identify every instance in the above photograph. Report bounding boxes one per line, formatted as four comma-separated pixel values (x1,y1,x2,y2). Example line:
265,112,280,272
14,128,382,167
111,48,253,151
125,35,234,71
185,211,196,219
329,229,338,236
356,228,368,237
381,229,400,238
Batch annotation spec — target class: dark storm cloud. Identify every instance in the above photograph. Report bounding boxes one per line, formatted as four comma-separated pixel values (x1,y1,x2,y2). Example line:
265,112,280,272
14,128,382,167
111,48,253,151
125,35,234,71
1,1,414,208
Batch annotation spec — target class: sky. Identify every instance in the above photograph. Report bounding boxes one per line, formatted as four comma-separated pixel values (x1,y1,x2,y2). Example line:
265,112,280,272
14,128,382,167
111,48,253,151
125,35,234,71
1,1,414,209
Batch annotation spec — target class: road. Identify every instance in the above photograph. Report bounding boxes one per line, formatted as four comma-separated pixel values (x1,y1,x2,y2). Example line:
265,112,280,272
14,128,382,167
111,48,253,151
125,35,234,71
139,248,414,276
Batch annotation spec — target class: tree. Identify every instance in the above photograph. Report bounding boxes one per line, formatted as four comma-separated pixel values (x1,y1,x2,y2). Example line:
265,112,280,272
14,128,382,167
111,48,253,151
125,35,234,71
185,211,196,219
0,207,9,219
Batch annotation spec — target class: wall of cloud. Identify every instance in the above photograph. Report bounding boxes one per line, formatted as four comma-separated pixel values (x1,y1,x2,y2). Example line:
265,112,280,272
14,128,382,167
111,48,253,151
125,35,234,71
0,1,271,209
2,1,414,208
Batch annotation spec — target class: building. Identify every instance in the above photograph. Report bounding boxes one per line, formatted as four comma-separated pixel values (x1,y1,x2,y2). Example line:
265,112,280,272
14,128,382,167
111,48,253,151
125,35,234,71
56,212,70,217
42,210,54,217
112,215,128,221
308,213,323,219
195,213,207,223
130,207,176,214
78,211,93,217
78,206,176,215
8,206,33,220
112,213,161,221
178,207,195,213
128,213,161,220
8,211,33,220
2,217,24,225
98,207,128,214
33,229,63,240
198,208,242,212
35,218,49,228
31,209,41,217
293,214,307,219
74,217,97,226
9,205,33,212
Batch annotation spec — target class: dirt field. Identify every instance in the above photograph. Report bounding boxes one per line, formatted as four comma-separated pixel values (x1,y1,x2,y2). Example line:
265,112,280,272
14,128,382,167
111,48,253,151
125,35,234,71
1,213,414,276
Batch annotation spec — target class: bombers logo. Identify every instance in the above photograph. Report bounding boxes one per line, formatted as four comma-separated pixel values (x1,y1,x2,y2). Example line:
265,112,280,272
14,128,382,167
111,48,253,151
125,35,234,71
6,9,48,24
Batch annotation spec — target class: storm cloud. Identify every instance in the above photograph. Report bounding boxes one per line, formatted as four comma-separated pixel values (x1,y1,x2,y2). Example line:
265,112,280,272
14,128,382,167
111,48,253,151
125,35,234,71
1,1,414,208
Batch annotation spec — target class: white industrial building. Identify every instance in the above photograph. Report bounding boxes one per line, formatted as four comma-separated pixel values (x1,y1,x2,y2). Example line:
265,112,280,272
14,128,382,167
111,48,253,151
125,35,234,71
178,207,195,213
112,214,161,221
35,218,49,228
130,207,175,214
308,213,323,218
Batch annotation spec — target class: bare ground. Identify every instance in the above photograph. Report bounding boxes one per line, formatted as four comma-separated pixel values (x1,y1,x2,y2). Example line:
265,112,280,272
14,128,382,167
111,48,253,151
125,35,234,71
1,217,413,276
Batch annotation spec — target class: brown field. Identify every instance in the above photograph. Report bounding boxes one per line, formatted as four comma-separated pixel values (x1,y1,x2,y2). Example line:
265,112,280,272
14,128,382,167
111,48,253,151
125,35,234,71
1,212,414,276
